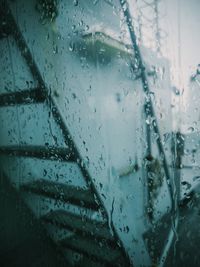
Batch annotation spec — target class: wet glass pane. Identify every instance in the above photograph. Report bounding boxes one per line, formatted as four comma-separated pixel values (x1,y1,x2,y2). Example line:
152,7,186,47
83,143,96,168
0,0,200,266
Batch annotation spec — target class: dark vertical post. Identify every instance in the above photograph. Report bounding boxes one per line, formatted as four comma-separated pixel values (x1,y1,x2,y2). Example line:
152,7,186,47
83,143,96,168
173,131,184,205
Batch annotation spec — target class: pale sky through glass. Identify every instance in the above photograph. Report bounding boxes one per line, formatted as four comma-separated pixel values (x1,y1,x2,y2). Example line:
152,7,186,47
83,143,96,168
129,0,200,132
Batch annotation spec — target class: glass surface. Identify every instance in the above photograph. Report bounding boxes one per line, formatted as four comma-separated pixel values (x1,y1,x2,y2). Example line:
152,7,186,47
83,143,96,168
0,0,199,266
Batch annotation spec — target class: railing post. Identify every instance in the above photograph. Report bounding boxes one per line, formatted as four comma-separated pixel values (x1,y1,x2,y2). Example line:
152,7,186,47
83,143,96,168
172,131,184,206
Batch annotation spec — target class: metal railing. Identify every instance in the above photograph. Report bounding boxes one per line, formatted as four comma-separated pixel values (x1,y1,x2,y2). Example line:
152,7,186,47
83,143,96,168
2,1,132,266
119,1,178,266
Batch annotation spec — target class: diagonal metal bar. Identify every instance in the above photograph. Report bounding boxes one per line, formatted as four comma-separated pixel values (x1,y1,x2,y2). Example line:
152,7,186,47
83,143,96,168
0,88,47,107
0,145,75,161
119,0,174,206
21,179,99,210
3,9,45,88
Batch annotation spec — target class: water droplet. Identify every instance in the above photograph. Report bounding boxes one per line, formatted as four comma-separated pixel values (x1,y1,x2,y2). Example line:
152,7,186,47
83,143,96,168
149,91,155,101
46,33,50,40
125,226,129,233
188,126,195,133
193,176,200,182
79,20,83,27
85,25,89,31
73,0,78,6
146,115,153,125
53,44,58,54
122,3,127,12
69,41,75,52
153,132,159,141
